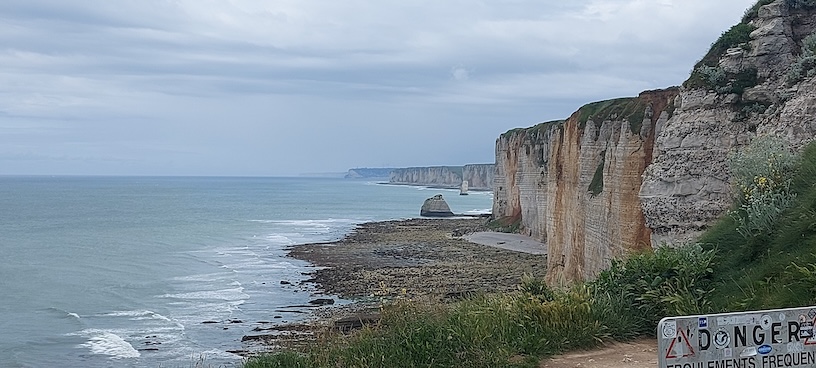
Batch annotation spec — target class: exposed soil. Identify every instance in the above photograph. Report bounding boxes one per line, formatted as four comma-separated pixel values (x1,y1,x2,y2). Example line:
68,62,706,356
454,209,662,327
540,338,658,368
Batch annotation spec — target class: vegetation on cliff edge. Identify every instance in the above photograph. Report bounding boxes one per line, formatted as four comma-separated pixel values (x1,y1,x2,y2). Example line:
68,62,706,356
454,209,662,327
576,97,647,136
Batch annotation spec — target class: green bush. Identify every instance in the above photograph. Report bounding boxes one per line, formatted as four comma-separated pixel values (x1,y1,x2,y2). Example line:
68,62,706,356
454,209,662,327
686,66,759,95
696,23,756,69
699,141,816,311
590,244,716,335
727,136,799,239
743,0,776,22
787,32,816,85
787,0,816,9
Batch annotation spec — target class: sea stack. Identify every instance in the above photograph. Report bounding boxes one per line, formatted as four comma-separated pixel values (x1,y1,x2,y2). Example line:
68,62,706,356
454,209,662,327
460,180,468,195
420,194,455,217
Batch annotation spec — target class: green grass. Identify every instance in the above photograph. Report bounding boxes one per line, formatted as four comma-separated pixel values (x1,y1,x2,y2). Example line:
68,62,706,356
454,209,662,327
500,120,564,139
247,290,612,368
576,98,647,135
487,214,522,233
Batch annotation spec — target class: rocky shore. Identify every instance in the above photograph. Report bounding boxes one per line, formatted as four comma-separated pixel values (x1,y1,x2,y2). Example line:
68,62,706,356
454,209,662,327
241,217,548,352
289,217,547,300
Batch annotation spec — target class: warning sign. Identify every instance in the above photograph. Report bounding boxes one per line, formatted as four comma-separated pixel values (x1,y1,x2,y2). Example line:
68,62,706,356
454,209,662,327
666,328,696,359
658,306,816,368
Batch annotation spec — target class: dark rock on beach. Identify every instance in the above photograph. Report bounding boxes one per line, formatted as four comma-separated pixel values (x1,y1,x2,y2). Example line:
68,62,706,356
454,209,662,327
308,298,335,306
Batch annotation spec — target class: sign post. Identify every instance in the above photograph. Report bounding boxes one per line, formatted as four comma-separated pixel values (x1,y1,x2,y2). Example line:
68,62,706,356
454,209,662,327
658,306,816,368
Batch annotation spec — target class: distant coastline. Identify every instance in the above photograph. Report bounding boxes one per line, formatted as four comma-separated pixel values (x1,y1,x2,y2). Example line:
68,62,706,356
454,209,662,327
377,181,493,192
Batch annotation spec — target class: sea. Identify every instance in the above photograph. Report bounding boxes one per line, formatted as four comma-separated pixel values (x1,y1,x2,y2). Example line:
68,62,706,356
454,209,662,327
0,176,493,368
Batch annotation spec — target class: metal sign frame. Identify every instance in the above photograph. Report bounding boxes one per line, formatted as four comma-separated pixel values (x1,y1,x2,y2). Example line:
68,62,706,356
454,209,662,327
658,306,816,368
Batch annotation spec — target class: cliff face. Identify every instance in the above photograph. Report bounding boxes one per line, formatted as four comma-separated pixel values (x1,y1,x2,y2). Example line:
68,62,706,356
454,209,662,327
390,164,495,190
494,89,678,283
641,0,816,245
463,164,495,190
345,168,395,179
494,0,816,284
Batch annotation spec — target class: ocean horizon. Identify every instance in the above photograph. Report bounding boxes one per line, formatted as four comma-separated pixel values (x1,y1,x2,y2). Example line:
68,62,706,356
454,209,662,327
0,176,492,367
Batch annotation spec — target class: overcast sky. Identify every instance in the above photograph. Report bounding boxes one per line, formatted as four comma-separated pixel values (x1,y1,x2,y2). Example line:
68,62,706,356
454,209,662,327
0,0,756,176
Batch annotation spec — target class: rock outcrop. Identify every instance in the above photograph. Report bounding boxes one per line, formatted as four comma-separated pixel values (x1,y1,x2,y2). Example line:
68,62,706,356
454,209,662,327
420,195,455,217
493,0,816,284
641,0,816,245
462,164,495,190
390,164,495,190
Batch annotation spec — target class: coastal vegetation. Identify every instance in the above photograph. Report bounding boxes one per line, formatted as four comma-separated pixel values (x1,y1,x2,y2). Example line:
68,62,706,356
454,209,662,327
588,150,605,197
245,140,816,368
786,31,816,85
575,97,647,135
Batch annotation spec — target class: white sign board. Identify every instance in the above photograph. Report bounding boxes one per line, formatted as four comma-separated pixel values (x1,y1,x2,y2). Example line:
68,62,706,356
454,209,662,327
658,306,816,368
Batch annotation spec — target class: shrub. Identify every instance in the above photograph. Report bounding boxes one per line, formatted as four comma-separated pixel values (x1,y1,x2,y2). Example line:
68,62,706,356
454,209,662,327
727,136,800,239
590,244,716,335
686,66,758,95
787,32,816,85
743,0,776,22
786,0,816,9
695,23,756,69
697,65,727,89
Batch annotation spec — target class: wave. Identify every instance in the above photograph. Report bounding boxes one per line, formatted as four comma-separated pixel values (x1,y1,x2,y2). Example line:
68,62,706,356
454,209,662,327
76,330,140,359
264,234,295,245
102,310,169,320
249,219,361,230
44,307,83,321
159,287,248,302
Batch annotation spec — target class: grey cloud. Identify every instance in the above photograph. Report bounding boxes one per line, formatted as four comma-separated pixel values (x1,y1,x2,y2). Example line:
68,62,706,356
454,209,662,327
0,0,758,175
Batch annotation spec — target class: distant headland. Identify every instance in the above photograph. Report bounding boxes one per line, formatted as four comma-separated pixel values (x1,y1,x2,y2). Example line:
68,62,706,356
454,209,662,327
344,164,495,191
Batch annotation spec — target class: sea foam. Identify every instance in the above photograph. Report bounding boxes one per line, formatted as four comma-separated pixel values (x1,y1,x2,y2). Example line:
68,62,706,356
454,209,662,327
77,330,140,359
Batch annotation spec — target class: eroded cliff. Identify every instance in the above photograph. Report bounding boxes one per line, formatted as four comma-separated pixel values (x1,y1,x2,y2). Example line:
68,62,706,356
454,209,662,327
641,0,816,245
494,89,678,283
495,0,816,284
390,164,495,190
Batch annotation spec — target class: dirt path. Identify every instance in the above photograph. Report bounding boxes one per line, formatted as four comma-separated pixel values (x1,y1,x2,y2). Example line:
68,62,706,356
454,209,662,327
540,338,657,368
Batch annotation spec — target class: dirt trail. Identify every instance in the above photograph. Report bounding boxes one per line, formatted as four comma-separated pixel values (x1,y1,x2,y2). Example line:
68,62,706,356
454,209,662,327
540,338,657,368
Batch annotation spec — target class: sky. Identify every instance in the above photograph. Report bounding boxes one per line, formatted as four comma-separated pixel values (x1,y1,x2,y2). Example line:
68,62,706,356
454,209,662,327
0,0,758,176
